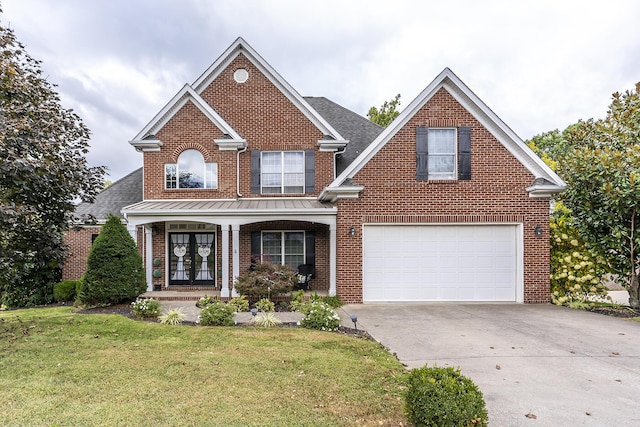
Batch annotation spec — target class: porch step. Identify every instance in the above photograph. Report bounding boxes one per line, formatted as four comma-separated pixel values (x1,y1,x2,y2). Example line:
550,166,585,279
142,290,218,301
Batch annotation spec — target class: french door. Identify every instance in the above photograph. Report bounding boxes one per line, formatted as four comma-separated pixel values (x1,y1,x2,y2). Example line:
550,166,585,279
169,232,215,286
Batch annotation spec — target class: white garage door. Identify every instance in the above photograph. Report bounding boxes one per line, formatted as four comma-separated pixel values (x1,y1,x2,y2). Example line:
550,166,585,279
363,225,518,302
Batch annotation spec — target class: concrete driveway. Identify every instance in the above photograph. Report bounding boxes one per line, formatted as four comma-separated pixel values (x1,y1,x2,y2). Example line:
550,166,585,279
339,303,640,426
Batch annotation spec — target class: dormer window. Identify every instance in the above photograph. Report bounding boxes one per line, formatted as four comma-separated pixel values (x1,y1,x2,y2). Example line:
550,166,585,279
165,149,218,189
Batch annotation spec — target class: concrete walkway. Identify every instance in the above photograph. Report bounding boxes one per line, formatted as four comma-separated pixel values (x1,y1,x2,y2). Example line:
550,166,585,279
339,303,640,427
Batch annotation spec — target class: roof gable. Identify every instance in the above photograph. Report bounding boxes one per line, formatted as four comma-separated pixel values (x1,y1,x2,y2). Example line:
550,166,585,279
130,84,244,150
191,37,346,141
323,68,565,199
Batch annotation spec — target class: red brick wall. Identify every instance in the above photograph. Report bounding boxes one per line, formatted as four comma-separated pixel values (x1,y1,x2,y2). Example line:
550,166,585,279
143,53,334,200
62,225,145,281
62,226,101,280
336,88,551,304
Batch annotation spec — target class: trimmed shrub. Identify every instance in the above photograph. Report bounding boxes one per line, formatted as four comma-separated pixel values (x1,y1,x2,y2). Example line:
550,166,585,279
299,300,341,332
53,280,76,302
228,295,249,313
255,298,275,313
79,214,146,306
199,301,234,326
234,262,297,299
131,298,160,319
404,365,488,427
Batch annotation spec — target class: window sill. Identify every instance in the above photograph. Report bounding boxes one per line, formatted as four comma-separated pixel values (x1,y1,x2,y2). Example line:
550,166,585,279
425,179,458,184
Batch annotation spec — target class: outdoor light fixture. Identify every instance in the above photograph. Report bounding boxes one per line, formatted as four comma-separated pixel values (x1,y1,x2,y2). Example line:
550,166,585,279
534,225,543,237
350,314,358,330
251,308,258,317
349,226,356,237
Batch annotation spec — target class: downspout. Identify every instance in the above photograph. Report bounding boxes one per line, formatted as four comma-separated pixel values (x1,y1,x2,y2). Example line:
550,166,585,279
237,144,248,198
333,146,347,180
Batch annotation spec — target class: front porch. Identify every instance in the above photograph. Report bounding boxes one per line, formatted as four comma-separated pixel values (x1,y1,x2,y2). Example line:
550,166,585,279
122,198,338,298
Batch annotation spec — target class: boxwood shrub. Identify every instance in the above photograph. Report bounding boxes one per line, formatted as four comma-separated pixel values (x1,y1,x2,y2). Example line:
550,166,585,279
199,301,234,326
404,365,488,427
53,280,77,302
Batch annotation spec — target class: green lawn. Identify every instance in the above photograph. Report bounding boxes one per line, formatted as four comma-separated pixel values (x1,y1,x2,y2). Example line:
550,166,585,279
0,307,407,426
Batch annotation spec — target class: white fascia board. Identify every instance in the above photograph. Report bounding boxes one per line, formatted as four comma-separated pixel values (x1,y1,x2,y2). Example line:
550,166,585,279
317,139,349,152
330,69,449,186
526,183,566,198
441,71,566,189
329,67,566,191
191,37,345,141
214,138,248,151
130,84,242,144
318,185,365,202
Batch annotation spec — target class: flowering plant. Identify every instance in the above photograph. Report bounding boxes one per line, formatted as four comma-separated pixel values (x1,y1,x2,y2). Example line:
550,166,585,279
131,298,161,318
299,300,341,332
550,203,610,305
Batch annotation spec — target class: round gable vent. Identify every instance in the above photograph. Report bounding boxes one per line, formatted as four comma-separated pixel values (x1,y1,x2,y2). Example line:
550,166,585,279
233,68,249,83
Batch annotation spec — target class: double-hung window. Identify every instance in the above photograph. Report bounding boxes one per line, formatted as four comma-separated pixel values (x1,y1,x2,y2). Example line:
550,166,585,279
427,128,456,180
165,149,218,189
261,151,304,194
416,126,471,181
260,231,305,269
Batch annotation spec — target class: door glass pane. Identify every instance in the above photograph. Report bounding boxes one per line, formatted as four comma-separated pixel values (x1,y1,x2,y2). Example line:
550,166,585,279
170,233,191,281
194,233,214,281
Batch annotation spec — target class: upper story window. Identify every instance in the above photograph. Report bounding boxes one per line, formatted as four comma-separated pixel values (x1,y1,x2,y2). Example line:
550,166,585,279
165,149,217,189
427,128,457,180
416,126,471,181
261,151,305,194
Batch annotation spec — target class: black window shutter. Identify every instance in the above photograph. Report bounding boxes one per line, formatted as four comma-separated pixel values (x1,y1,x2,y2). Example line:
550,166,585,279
304,149,315,194
250,150,261,194
305,231,315,268
250,231,261,262
416,126,429,180
458,127,471,180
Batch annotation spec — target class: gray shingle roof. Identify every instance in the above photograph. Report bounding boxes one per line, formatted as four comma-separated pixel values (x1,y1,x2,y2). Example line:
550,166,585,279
74,168,143,222
304,97,383,175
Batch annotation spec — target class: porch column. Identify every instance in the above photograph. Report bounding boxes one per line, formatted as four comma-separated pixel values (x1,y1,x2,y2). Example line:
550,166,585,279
144,225,153,292
221,224,230,298
329,222,337,296
231,224,240,297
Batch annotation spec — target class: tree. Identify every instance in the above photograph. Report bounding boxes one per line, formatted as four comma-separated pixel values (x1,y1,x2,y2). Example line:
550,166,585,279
561,83,640,308
367,93,401,127
0,17,105,307
79,214,146,306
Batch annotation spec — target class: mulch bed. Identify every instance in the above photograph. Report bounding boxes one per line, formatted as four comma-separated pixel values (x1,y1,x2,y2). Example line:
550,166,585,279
587,305,640,318
78,303,375,339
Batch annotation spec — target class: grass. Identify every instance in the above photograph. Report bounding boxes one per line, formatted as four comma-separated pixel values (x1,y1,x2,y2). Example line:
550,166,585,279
0,307,407,426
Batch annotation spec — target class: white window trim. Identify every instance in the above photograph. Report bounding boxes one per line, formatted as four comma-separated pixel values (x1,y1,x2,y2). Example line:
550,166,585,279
428,127,457,180
260,151,305,194
260,230,306,268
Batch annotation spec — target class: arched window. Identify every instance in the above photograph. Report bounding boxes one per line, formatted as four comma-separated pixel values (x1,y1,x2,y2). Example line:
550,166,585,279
165,149,217,189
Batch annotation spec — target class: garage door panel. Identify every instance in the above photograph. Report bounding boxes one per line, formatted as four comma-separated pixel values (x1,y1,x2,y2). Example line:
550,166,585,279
363,225,518,302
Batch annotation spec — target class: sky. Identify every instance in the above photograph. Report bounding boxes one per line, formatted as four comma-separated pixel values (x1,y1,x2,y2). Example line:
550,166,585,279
2,0,639,182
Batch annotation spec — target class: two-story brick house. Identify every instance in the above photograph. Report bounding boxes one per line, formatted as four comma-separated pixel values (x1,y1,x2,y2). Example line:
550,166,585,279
64,37,564,303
